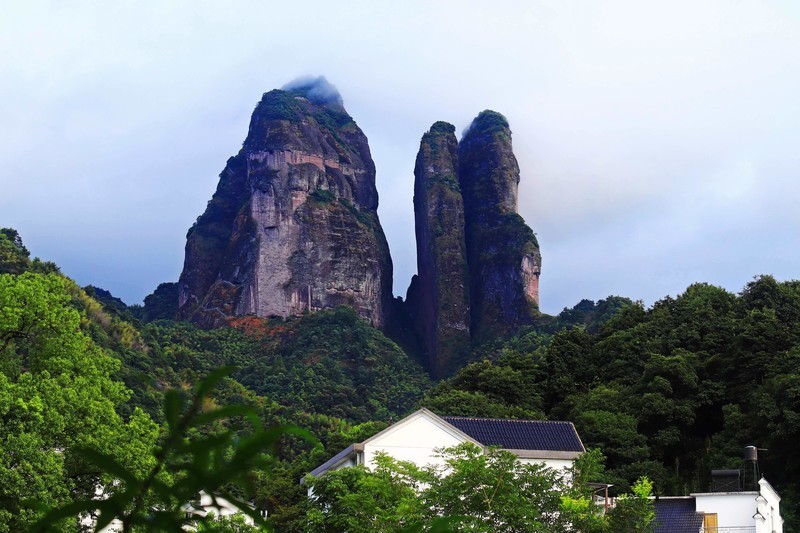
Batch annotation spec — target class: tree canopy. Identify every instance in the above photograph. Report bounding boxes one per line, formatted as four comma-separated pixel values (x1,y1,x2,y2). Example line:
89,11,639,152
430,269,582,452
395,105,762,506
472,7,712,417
3,228,800,530
306,444,653,532
427,277,800,525
0,272,160,531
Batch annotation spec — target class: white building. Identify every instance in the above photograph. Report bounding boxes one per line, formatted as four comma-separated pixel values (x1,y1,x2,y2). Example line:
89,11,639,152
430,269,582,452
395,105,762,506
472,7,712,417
303,407,585,487
653,477,783,533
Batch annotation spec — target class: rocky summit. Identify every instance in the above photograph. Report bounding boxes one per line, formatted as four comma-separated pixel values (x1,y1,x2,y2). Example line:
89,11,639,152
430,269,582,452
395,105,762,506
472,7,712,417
459,110,541,338
177,78,540,357
407,112,541,374
177,77,392,327
406,122,471,377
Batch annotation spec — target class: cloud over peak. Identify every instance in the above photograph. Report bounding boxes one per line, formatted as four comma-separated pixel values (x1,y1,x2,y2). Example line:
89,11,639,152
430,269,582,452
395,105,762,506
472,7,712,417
281,75,343,107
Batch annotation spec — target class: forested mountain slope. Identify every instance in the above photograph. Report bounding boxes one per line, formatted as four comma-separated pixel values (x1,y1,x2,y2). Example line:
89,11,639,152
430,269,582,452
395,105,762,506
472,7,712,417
427,277,800,525
3,227,799,529
0,229,425,529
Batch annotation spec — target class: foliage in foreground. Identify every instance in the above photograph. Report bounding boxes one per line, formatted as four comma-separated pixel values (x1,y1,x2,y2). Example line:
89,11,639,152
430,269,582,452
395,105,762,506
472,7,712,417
0,268,298,532
306,443,654,532
0,272,160,532
34,367,306,532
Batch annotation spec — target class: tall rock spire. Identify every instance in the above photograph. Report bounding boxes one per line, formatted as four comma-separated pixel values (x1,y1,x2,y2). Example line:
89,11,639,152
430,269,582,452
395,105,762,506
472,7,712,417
459,110,541,337
406,112,541,372
408,122,471,377
177,77,393,327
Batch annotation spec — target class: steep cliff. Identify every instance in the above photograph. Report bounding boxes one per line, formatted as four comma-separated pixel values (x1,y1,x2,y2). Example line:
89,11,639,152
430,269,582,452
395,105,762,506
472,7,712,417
177,77,392,327
407,122,471,377
459,110,541,337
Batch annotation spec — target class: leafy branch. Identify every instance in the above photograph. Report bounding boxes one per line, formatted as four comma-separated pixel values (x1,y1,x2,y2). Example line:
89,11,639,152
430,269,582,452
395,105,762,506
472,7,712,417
32,367,314,532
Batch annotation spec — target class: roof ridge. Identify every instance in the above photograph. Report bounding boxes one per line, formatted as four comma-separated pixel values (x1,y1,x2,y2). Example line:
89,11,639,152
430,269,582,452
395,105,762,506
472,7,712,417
441,416,572,424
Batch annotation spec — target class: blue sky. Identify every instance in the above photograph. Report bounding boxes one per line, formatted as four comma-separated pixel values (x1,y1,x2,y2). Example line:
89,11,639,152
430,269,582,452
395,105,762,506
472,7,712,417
2,1,799,315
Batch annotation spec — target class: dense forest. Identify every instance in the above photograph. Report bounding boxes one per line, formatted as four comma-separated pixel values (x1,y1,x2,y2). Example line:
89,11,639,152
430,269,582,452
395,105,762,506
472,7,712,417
2,227,799,530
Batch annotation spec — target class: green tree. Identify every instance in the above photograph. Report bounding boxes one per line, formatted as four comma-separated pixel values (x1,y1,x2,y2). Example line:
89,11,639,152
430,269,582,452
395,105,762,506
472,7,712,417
306,444,654,532
607,477,655,533
0,229,59,275
305,453,427,532
0,228,29,274
423,443,563,532
0,272,160,531
573,410,649,470
34,367,300,532
559,448,611,533
540,327,597,416
198,512,266,532
424,388,540,418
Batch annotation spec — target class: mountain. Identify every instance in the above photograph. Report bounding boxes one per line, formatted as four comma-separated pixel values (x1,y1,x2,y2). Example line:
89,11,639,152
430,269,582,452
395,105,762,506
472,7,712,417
176,79,538,351
406,122,471,377
406,112,542,374
177,77,393,328
459,110,541,338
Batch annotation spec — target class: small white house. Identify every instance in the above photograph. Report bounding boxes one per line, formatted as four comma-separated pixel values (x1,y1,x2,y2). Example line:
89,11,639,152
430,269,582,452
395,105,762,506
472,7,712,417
694,477,783,533
653,477,783,533
303,408,585,488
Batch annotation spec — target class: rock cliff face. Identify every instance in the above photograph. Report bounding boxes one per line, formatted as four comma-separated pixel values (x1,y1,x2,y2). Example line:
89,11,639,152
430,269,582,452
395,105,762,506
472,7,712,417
176,80,538,364
407,122,471,377
406,112,541,370
177,77,392,327
459,110,541,337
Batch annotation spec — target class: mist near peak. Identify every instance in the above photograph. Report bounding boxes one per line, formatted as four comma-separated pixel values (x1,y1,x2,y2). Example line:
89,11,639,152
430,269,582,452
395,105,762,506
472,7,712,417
281,75,344,107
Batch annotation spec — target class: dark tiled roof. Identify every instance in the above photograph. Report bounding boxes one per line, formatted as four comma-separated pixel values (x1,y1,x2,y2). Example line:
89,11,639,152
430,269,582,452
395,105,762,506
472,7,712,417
653,498,704,533
441,416,585,452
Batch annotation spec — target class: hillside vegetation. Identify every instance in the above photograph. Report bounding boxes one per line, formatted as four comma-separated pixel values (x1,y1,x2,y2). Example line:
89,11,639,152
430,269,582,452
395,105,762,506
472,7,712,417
2,227,800,529
427,277,800,525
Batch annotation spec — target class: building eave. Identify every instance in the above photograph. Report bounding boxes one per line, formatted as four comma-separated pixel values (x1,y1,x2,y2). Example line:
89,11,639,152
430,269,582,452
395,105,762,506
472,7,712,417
300,444,357,485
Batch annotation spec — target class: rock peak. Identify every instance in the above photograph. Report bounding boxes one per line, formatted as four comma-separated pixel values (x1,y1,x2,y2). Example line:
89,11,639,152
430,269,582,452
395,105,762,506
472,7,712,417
406,111,541,371
408,121,470,377
462,110,509,139
428,121,456,136
458,110,541,337
177,79,391,328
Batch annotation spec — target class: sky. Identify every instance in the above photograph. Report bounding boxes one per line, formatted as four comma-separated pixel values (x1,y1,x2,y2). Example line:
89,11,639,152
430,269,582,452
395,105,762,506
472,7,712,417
1,1,799,315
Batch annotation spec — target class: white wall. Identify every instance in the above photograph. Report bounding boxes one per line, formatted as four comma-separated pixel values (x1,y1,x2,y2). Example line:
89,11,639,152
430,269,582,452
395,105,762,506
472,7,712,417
756,478,783,533
694,492,757,530
363,412,469,470
692,479,783,533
